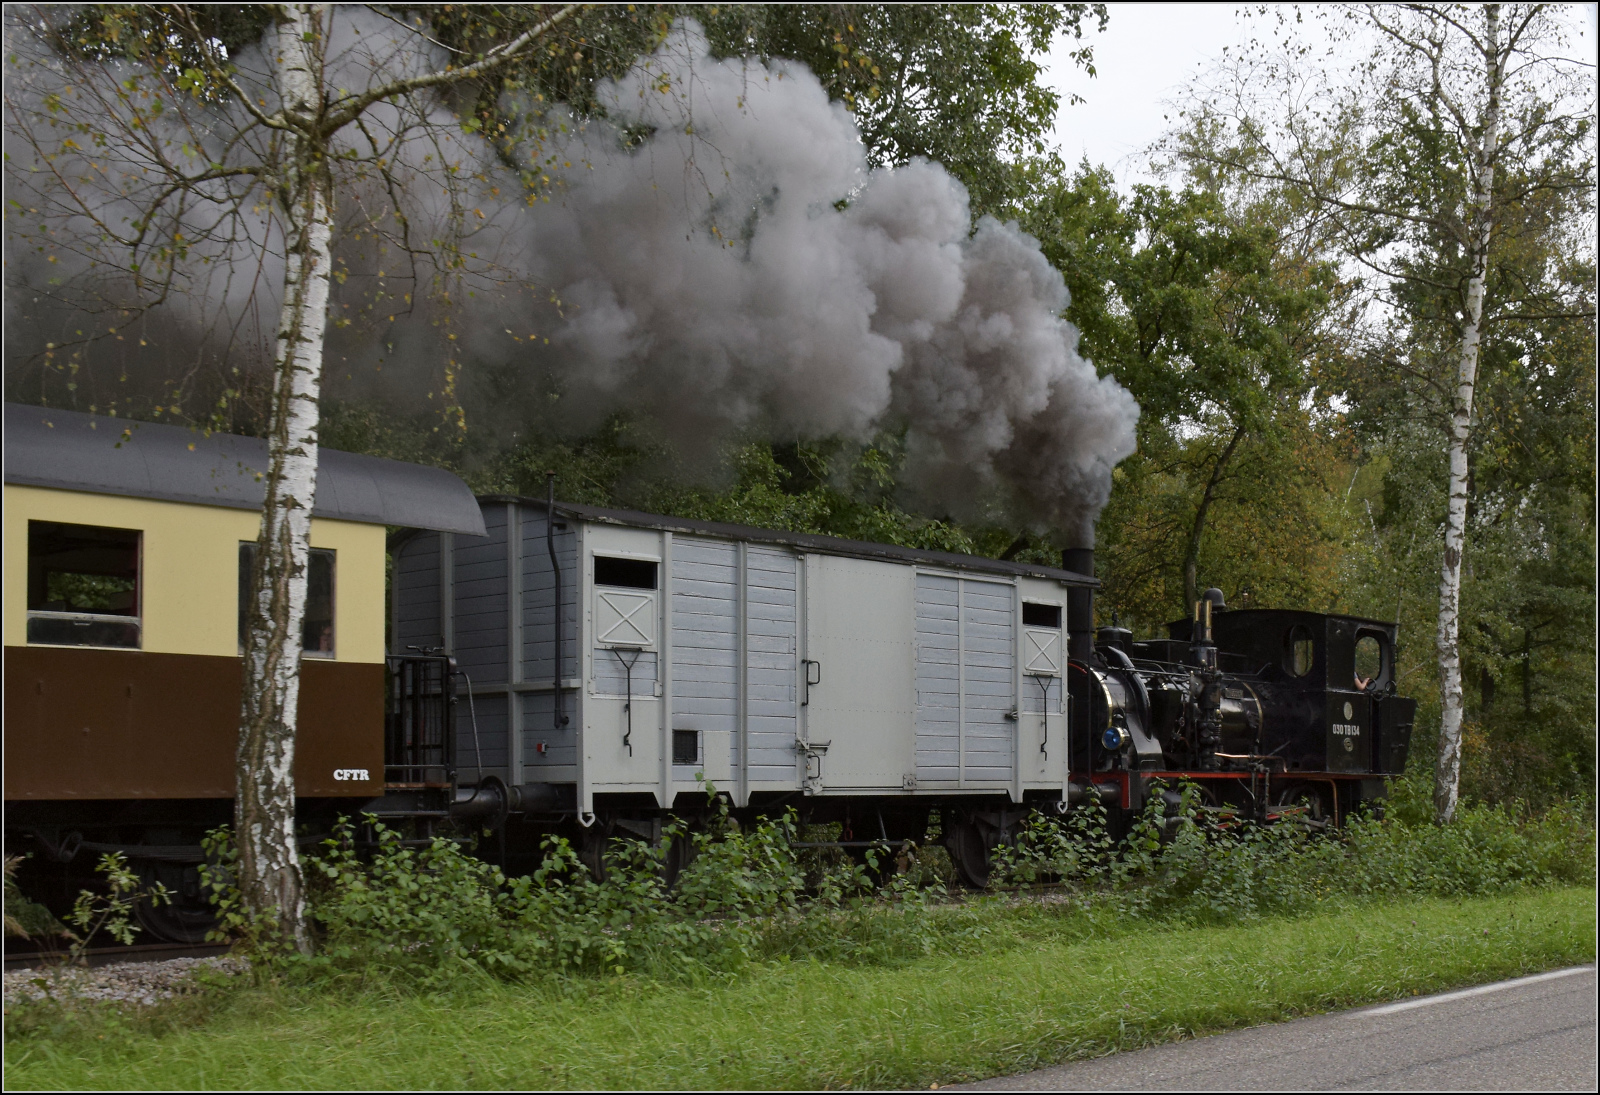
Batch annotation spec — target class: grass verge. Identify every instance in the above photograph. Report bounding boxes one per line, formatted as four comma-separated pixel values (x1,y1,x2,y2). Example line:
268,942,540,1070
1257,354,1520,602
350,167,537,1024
6,886,1594,1090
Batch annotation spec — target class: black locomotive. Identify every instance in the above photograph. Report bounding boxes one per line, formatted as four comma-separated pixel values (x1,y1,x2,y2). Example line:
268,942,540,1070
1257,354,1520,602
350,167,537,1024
1059,577,1414,839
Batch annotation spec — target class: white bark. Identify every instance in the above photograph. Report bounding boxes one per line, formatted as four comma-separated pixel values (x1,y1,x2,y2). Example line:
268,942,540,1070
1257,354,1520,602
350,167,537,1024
237,2,332,953
1434,4,1501,825
225,3,576,946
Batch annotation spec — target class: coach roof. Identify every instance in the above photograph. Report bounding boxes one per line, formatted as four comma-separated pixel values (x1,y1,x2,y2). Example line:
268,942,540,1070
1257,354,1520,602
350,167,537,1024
5,403,486,536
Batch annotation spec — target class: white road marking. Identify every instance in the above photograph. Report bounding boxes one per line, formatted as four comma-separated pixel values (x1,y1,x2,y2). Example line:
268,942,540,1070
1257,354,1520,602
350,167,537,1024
1364,965,1595,1016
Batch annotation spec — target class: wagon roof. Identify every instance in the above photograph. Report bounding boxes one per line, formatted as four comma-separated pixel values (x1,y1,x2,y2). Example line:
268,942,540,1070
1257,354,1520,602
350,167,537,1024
4,403,486,535
478,494,1097,586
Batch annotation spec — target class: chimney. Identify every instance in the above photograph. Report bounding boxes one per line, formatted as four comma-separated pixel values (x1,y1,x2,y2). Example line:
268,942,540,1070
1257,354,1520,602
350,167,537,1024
1061,544,1095,662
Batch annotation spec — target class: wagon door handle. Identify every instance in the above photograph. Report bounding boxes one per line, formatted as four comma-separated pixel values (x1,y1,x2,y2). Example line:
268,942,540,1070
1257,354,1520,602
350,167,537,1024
801,659,822,706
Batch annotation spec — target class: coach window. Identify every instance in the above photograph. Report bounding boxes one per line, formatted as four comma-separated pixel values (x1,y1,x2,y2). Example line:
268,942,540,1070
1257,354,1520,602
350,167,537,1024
1285,624,1315,678
26,520,142,649
238,543,336,657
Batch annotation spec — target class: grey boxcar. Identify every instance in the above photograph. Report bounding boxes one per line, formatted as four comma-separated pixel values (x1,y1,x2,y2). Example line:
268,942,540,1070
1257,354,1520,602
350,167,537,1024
392,495,1094,825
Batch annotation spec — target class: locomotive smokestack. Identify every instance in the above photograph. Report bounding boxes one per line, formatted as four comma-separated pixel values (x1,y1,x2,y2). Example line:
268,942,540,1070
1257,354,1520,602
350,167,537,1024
1062,542,1095,662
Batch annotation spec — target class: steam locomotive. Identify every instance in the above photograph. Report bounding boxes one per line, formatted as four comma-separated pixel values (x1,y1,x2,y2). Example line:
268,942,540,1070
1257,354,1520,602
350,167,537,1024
1060,584,1414,843
5,406,1415,942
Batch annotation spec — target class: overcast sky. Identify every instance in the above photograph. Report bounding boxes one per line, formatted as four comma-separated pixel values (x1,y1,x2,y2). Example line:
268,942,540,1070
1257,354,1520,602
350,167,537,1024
1038,3,1599,187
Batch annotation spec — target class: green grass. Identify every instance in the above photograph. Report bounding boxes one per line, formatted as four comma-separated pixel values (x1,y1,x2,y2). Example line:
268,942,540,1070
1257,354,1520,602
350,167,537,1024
6,886,1594,1090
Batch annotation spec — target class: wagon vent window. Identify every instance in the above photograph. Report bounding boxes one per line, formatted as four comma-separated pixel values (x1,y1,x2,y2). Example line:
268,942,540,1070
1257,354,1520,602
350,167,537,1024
238,543,336,657
1022,602,1062,628
672,729,700,766
595,556,658,590
27,521,142,649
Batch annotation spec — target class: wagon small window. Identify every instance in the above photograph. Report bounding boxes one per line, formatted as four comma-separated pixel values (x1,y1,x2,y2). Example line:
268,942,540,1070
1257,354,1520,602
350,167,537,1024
1022,602,1062,628
1285,624,1315,678
594,555,657,590
238,543,336,657
672,729,700,766
26,520,142,649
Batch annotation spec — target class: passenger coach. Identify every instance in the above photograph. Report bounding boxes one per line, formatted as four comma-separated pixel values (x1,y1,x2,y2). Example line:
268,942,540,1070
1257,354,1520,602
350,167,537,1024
4,402,484,939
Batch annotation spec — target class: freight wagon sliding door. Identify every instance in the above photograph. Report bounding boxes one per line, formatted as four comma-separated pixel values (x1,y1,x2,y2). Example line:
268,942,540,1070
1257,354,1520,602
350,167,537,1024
744,546,801,794
914,572,1016,788
669,537,801,804
800,555,915,792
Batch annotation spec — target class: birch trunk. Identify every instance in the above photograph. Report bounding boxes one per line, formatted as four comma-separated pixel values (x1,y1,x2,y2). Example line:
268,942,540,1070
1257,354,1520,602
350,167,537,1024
1434,4,1501,825
237,2,332,952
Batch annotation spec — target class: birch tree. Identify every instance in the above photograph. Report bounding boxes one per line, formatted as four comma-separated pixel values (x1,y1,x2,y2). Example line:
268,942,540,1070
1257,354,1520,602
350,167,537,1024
1167,3,1593,822
5,3,575,949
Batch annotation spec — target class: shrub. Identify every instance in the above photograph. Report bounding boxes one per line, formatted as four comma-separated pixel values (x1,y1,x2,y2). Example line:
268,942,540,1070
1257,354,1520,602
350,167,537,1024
195,785,1594,990
991,782,1595,928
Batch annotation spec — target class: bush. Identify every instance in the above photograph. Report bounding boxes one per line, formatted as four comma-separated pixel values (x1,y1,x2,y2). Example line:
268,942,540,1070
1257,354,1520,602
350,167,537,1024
288,803,808,986
198,785,1594,991
995,782,1596,928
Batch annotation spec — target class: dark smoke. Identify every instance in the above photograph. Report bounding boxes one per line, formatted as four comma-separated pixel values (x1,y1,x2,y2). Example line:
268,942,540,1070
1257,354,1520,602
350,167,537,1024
5,13,1138,538
460,23,1139,535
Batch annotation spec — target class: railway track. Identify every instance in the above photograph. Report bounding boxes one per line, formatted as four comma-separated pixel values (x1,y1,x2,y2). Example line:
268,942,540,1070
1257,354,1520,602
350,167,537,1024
4,941,230,972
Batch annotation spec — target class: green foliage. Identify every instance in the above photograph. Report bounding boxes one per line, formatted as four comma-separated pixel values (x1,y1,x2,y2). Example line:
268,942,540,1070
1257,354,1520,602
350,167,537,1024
989,798,1115,885
697,3,1103,217
189,785,1593,992
4,855,68,942
224,797,811,985
66,853,169,961
197,827,303,970
1023,166,1352,625
277,801,968,986
432,4,1103,218
477,425,1008,557
991,783,1594,929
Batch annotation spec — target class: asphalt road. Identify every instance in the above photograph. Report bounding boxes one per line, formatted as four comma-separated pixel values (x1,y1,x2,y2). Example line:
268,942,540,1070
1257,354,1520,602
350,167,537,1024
957,965,1597,1092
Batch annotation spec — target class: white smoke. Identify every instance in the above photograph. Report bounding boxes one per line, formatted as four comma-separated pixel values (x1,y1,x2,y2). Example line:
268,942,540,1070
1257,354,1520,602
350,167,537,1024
479,23,1139,535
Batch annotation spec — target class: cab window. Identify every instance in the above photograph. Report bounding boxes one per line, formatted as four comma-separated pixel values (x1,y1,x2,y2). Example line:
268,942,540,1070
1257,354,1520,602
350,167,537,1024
239,543,336,656
1285,624,1315,677
1354,631,1389,690
26,520,142,649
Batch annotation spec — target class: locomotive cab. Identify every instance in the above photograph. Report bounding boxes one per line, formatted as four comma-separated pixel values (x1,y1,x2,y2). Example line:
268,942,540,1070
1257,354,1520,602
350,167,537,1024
1200,608,1415,777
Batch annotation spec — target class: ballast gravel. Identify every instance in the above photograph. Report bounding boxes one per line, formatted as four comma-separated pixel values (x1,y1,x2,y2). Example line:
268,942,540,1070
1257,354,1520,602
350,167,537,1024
4,954,247,1008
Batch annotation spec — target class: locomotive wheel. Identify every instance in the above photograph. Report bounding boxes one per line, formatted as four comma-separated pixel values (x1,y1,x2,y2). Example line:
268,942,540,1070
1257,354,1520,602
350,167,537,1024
944,817,993,890
133,861,218,945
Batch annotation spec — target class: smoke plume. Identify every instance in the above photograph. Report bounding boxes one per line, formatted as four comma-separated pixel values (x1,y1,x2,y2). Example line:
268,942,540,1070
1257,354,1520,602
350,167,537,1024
472,23,1139,536
4,13,1138,539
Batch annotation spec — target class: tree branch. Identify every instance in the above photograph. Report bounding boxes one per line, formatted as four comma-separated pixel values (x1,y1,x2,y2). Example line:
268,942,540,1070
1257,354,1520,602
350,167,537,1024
322,4,580,133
